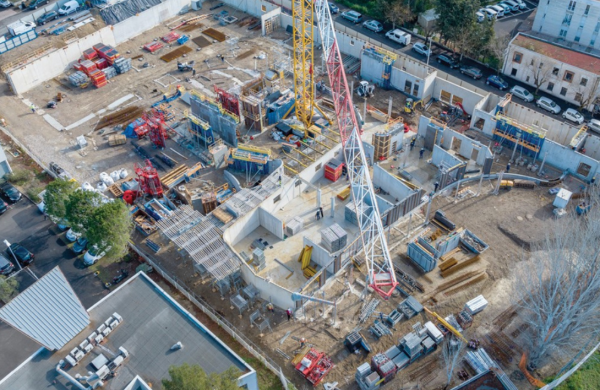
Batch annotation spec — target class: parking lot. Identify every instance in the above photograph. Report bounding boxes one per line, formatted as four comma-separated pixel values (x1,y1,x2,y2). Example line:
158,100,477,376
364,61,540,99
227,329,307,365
0,198,108,379
333,0,591,123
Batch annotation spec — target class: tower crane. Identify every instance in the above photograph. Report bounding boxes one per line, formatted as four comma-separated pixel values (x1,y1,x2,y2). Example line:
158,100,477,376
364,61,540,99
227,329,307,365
313,0,398,298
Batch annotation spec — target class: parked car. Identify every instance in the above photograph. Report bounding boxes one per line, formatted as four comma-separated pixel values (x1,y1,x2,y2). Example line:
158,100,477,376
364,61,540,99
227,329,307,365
37,11,58,25
436,53,459,68
0,0,12,8
588,119,600,134
24,0,48,10
385,29,411,45
497,2,512,13
483,7,498,20
0,254,14,276
489,5,505,17
504,0,521,11
460,66,483,79
476,11,485,23
0,200,7,215
362,20,383,33
509,85,534,102
412,42,431,56
83,244,110,266
112,269,129,285
0,182,22,203
65,228,82,242
72,237,88,254
515,0,527,9
486,75,509,90
7,243,34,265
213,10,228,20
58,0,79,15
562,108,584,125
341,10,363,24
536,96,561,114
329,3,339,14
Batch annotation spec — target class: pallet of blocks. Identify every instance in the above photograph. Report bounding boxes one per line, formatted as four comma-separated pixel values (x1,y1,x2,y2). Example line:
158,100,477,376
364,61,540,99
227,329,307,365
108,134,126,146
212,207,233,224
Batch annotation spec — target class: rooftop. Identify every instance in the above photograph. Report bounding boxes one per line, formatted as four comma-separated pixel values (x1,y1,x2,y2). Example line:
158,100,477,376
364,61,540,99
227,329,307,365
0,272,254,390
512,33,600,74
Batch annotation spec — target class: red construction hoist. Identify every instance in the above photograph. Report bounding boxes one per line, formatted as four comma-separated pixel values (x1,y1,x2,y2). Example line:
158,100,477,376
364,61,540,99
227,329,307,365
295,348,334,387
214,85,240,117
135,160,163,197
145,110,169,149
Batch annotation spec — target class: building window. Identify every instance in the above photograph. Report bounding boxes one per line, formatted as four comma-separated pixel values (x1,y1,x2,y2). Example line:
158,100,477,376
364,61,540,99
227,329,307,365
564,71,574,82
560,87,568,96
513,52,523,63
350,40,354,46
261,4,266,11
575,26,583,42
511,68,518,76
559,28,568,37
585,5,590,15
575,92,583,102
553,67,560,75
568,1,576,11
563,14,572,26
526,76,530,82
581,77,588,86
547,82,555,91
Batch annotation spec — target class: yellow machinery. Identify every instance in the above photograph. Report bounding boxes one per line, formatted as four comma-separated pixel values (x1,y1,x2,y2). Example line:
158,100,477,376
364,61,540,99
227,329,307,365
292,0,315,130
404,98,424,115
423,307,468,343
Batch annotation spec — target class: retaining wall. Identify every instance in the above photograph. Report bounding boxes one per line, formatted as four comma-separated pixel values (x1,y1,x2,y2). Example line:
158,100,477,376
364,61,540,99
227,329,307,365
6,27,116,95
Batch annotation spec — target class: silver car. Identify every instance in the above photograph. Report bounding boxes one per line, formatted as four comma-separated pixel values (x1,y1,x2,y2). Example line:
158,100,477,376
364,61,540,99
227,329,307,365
362,20,383,33
509,85,534,102
412,42,431,56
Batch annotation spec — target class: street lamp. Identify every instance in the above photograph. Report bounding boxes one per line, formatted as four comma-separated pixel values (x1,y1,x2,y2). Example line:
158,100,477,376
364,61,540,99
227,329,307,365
426,36,432,68
4,240,22,272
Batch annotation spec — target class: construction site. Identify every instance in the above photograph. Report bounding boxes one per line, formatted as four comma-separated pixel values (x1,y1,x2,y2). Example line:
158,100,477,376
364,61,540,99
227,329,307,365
1,0,600,389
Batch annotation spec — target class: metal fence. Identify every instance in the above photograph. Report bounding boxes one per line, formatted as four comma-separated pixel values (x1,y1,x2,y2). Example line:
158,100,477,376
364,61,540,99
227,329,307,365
129,244,293,390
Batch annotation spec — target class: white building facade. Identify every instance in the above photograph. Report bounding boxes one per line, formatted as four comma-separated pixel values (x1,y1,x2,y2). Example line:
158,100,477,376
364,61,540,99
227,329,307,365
503,33,600,112
533,0,600,47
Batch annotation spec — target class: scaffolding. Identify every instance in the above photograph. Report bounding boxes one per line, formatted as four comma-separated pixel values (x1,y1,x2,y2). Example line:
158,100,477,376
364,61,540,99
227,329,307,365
372,132,392,161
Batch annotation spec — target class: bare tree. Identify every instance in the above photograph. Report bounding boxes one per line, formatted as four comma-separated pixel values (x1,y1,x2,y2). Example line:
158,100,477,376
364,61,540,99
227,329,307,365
442,337,466,389
527,59,555,95
488,35,511,75
376,0,413,30
511,189,600,367
575,76,600,112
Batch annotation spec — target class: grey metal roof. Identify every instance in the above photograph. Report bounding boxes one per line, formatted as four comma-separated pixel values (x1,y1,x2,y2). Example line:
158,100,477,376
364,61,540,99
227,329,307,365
0,266,89,351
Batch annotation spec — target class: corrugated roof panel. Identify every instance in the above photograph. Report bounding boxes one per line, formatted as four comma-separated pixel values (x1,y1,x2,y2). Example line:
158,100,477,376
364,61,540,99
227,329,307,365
0,266,89,351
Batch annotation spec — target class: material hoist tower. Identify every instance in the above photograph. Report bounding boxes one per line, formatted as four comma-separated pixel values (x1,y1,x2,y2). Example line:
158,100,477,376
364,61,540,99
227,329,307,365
312,0,399,298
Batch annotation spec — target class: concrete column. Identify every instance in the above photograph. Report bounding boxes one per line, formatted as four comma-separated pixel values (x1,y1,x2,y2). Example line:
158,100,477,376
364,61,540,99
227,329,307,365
317,188,321,207
331,196,335,218
388,96,393,119
425,195,433,222
510,135,519,162
538,152,548,177
363,99,367,121
494,171,504,195
319,271,326,287
334,255,341,273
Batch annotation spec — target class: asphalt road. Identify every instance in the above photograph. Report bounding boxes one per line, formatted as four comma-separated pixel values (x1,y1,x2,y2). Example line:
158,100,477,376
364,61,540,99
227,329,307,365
0,0,61,36
0,197,107,380
333,1,593,123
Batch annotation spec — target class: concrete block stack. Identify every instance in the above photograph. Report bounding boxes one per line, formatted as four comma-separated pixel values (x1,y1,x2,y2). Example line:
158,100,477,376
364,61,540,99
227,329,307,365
252,248,266,271
345,202,372,225
330,223,348,247
320,223,347,253
286,216,304,236
113,57,132,74
103,66,118,79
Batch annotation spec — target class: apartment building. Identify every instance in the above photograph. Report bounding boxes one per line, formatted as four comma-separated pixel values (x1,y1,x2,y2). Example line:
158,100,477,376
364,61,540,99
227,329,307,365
533,0,600,48
503,33,600,112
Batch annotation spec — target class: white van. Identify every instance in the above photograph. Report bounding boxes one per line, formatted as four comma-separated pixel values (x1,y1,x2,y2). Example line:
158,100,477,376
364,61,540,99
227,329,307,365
484,7,498,20
385,29,411,45
7,21,36,37
476,11,485,22
58,0,79,15
490,5,505,17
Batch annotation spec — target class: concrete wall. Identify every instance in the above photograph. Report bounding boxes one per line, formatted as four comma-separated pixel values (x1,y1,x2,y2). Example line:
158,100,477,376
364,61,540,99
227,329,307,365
431,145,463,168
224,207,260,246
238,260,295,309
584,134,600,161
304,237,334,274
112,0,191,44
540,139,600,181
6,27,116,95
299,146,343,184
391,66,425,99
432,77,486,114
222,0,280,17
441,128,492,166
373,164,412,200
504,102,580,146
258,207,284,239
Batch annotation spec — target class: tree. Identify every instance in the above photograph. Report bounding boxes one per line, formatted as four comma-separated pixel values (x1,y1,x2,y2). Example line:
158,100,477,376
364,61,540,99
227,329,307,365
86,199,133,259
511,191,600,366
575,76,600,112
377,0,413,29
528,59,555,95
162,364,240,390
453,19,494,61
433,0,479,44
0,275,18,303
43,178,78,224
65,189,102,234
486,35,510,74
442,337,466,389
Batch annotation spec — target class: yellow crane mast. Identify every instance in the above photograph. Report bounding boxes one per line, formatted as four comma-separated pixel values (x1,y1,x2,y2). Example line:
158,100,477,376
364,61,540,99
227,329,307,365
292,0,315,130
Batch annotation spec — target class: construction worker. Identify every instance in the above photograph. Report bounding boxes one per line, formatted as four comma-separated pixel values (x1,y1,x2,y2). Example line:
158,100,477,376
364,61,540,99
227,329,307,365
419,148,425,159
30,104,36,114
434,181,439,192
300,337,307,348
266,303,274,313
319,207,324,219
506,162,511,173
286,308,293,321
410,137,416,151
